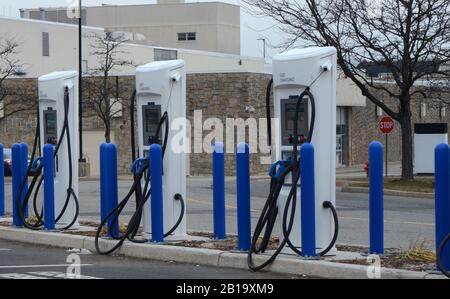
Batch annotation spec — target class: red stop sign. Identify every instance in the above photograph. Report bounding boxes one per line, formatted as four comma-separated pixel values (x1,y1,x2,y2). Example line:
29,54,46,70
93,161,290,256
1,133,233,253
379,116,394,134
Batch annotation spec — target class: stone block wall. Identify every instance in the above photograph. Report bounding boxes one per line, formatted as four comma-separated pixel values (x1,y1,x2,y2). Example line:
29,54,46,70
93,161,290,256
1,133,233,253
2,75,448,175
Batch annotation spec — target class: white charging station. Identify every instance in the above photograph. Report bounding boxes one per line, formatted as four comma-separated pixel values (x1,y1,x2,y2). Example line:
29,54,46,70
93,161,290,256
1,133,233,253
38,71,79,228
135,60,187,240
272,47,337,254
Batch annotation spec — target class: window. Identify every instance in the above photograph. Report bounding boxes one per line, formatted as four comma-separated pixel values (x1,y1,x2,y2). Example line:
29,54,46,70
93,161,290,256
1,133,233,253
376,106,383,117
420,102,427,118
441,106,447,119
154,48,178,61
178,32,196,41
42,32,50,56
187,32,196,41
82,60,88,74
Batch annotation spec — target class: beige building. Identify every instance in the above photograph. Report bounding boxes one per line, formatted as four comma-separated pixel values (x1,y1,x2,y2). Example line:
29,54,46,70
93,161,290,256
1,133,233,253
20,1,241,55
0,17,264,78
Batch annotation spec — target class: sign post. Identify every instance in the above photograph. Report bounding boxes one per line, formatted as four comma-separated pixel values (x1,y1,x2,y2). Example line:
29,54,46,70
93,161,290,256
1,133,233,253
379,116,395,177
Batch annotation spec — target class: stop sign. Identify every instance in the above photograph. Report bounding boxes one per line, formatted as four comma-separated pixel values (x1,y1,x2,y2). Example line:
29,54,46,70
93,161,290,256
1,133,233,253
379,116,394,134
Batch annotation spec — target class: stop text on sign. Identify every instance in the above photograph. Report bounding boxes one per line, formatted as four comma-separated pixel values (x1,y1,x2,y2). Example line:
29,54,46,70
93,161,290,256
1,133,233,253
379,116,394,134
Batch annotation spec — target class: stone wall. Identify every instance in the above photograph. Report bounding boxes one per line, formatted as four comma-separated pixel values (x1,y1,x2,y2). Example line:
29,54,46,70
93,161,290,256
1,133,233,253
2,75,448,176
0,73,273,176
186,73,272,176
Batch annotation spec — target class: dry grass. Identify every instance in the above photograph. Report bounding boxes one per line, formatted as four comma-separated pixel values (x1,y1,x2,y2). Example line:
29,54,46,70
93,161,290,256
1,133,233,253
336,240,436,272
397,240,436,264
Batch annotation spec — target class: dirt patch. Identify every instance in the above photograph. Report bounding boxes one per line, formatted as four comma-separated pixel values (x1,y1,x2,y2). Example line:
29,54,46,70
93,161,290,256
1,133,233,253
343,177,434,193
172,235,279,251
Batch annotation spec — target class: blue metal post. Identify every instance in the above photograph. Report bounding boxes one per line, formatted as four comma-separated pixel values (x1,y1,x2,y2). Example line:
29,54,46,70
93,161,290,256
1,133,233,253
236,143,251,251
19,143,28,219
43,144,55,230
213,142,226,240
0,144,4,216
100,144,108,224
11,144,22,227
435,143,450,272
107,144,119,238
100,144,119,238
150,144,164,243
369,141,384,254
300,143,316,257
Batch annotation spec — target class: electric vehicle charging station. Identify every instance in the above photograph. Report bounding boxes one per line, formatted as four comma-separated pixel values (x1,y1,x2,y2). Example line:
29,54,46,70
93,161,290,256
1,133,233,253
272,47,337,254
38,71,79,228
135,60,187,240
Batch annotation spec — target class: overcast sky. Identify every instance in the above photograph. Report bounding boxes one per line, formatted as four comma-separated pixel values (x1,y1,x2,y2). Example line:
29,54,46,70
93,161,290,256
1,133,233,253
0,0,289,58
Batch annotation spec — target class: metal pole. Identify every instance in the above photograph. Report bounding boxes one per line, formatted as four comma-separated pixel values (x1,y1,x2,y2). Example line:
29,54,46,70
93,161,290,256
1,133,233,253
100,143,119,238
369,141,384,255
12,144,22,227
301,143,316,257
20,143,29,219
236,143,251,251
385,134,388,177
150,144,164,243
435,144,450,272
212,142,226,240
43,144,55,231
0,144,4,216
78,0,84,162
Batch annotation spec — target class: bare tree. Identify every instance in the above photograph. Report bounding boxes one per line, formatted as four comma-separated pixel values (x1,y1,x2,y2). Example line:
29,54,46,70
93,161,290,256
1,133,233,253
83,32,134,143
0,36,34,118
244,0,450,180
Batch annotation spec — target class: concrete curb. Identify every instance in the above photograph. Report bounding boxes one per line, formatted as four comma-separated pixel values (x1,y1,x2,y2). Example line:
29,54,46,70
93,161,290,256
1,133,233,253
341,186,434,199
0,226,444,279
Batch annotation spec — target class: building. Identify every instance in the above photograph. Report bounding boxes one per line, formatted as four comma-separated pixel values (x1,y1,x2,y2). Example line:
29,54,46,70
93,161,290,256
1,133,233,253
20,1,241,55
0,17,371,177
0,17,263,77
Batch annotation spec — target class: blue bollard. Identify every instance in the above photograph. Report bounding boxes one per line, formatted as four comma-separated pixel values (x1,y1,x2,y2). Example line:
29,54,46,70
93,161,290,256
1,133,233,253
107,144,119,238
369,141,384,255
213,142,226,240
300,143,316,257
11,144,22,227
150,144,164,243
236,143,251,251
19,143,28,219
43,144,55,230
100,144,108,225
435,143,450,272
0,144,4,217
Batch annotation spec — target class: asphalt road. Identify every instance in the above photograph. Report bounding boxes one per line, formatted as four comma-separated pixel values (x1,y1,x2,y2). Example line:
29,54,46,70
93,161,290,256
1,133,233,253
0,239,299,279
2,177,436,250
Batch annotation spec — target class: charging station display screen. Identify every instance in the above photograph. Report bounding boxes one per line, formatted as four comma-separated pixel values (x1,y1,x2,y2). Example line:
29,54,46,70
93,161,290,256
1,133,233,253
281,97,309,146
142,105,162,146
44,109,57,145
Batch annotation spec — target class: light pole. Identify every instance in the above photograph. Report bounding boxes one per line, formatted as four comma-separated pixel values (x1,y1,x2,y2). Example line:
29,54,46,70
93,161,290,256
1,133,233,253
257,38,266,59
78,0,84,162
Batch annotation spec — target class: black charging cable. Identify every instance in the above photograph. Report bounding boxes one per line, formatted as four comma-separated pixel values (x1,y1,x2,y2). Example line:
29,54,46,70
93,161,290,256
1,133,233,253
17,87,79,230
248,87,339,271
95,90,185,255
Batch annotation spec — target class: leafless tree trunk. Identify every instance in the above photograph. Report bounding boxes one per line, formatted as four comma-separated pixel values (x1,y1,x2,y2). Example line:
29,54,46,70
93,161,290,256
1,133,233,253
83,32,134,144
244,0,450,180
0,36,34,118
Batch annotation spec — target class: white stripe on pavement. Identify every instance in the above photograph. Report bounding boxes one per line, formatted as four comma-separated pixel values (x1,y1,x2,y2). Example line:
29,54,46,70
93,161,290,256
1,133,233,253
0,273,49,279
0,264,92,269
